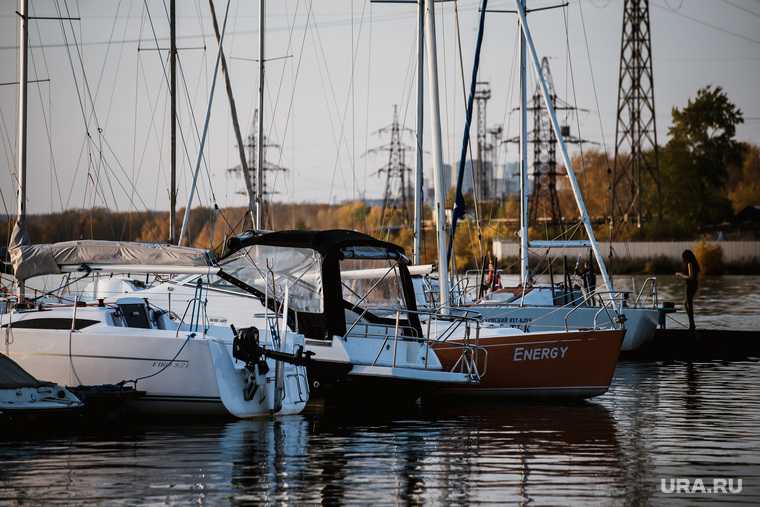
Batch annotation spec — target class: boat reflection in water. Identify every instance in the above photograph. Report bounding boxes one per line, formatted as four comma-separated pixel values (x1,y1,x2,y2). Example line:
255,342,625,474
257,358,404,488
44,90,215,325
3,353,760,506
206,401,623,504
0,402,621,504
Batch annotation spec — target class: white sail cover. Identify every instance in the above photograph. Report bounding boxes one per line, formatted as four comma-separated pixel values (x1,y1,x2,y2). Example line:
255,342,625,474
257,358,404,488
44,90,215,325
10,240,213,281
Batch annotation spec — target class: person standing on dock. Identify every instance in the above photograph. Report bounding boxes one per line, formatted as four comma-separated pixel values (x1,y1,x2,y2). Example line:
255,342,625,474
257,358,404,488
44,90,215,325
675,250,700,331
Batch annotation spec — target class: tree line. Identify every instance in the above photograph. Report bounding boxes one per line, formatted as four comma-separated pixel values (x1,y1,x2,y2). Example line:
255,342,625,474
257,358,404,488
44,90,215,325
3,86,756,271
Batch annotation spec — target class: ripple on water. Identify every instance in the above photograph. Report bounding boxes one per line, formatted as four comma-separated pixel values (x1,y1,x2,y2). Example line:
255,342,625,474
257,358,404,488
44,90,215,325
1,361,759,504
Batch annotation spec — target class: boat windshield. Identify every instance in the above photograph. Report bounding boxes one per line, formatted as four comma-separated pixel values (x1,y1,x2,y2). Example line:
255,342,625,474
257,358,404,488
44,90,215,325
340,256,408,319
218,245,323,313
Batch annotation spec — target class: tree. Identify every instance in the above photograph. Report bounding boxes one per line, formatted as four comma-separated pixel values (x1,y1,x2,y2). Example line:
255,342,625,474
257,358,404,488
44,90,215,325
727,143,760,212
661,86,744,227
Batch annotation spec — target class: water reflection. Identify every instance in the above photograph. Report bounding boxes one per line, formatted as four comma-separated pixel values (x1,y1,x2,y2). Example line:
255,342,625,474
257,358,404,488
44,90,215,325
1,363,759,504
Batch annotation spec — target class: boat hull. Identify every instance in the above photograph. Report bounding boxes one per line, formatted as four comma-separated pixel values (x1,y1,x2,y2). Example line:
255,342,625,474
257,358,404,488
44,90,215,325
465,304,658,351
5,329,306,416
432,329,624,399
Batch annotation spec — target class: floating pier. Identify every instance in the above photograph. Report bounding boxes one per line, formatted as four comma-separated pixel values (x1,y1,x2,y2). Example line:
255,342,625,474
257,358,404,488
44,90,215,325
621,328,760,361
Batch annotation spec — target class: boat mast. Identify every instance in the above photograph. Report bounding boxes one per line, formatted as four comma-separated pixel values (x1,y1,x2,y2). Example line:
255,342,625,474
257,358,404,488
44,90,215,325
15,0,28,299
177,0,230,245
208,0,255,227
423,0,450,309
518,0,529,285
255,0,265,230
413,0,424,265
169,0,177,244
514,0,617,308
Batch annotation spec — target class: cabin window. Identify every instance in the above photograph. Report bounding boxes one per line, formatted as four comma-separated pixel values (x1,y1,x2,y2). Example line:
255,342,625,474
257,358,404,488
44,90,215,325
220,245,323,314
3,318,99,330
340,258,408,316
117,303,152,329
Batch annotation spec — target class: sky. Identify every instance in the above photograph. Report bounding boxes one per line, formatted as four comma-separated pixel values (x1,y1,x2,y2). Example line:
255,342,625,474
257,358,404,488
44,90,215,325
0,0,759,215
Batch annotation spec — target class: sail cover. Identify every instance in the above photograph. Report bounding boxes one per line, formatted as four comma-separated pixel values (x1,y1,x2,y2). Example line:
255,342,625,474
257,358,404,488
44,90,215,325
10,240,213,281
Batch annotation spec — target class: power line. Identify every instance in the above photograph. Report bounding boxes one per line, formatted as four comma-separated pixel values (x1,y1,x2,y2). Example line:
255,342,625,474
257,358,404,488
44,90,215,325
720,0,760,19
653,0,760,45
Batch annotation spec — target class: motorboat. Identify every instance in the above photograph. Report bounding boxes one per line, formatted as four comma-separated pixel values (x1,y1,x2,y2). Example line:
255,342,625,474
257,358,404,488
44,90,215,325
4,240,310,417
0,352,83,424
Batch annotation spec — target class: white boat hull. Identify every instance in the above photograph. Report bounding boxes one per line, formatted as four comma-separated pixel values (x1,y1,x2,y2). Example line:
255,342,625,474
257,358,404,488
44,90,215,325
5,328,307,416
466,304,659,351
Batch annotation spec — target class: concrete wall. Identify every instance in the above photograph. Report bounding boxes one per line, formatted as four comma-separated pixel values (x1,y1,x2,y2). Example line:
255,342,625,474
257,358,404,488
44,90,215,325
493,240,760,263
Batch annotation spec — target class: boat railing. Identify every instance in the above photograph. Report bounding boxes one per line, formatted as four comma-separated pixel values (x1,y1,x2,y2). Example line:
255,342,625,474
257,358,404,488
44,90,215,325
632,277,658,309
410,306,485,380
565,290,622,332
418,276,471,307
174,281,208,336
478,287,607,330
354,305,483,381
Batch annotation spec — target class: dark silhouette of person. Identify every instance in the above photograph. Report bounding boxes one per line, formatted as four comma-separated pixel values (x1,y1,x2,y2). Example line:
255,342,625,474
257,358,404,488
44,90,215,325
675,249,700,330
481,256,502,295
581,260,597,304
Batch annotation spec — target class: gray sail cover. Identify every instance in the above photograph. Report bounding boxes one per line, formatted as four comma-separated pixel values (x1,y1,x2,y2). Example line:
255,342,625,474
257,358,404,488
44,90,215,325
10,240,213,281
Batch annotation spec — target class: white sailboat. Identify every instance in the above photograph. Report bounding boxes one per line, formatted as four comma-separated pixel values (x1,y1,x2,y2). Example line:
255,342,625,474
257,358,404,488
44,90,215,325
3,240,310,417
3,2,309,418
413,0,662,352
136,229,481,402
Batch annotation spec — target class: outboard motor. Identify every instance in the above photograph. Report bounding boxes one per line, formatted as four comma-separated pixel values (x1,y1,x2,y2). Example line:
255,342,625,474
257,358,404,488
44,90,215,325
232,326,270,376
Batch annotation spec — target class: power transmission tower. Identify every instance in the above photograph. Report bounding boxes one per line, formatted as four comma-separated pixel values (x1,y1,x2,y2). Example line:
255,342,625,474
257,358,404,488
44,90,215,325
507,57,591,226
367,105,415,229
227,109,287,229
474,82,492,202
611,0,661,230
488,124,503,196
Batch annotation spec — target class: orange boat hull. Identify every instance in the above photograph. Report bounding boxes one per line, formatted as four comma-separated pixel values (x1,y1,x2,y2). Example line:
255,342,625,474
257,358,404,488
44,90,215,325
432,329,624,399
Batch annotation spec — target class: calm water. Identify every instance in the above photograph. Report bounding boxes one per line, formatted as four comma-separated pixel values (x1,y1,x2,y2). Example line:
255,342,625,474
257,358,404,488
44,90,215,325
2,277,759,505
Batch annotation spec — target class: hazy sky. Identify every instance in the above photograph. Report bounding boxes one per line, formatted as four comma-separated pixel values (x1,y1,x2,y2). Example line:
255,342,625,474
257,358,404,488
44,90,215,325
1,0,758,215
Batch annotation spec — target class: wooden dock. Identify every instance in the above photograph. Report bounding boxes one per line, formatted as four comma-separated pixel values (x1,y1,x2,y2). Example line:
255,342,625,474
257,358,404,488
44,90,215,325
620,328,760,361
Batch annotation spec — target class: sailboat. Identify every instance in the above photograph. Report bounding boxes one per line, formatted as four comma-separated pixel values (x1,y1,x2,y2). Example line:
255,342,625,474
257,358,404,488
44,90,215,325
379,0,624,399
176,0,624,400
135,229,481,402
411,0,661,352
3,240,312,416
3,3,309,418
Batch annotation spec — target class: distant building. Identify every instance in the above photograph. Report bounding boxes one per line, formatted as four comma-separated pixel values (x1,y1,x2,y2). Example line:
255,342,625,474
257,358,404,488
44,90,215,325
424,160,531,203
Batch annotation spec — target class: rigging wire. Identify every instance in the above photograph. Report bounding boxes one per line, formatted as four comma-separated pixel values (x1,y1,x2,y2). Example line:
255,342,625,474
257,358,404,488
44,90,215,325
0,107,17,186
351,0,356,205
488,26,518,234
576,0,613,205
143,0,209,211
322,1,370,204
131,54,172,209
453,0,483,271
439,4,451,178
309,11,351,202
176,55,218,206
273,1,313,200
28,4,64,212
561,4,587,240
267,0,302,147
52,0,110,230
363,2,374,218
